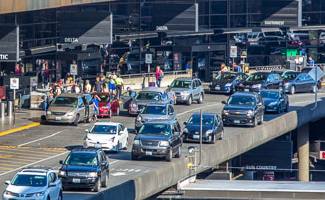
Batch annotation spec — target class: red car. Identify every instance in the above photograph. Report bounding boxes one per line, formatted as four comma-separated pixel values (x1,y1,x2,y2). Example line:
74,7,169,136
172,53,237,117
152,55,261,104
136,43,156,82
92,92,120,118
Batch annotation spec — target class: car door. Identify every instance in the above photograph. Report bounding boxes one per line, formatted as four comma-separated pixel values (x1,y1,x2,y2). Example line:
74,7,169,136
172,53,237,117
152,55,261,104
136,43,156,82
169,105,176,120
304,74,314,91
119,124,128,148
110,94,119,114
48,173,57,200
78,97,85,120
273,74,281,88
256,95,264,118
97,153,105,179
215,115,223,137
170,124,180,151
120,91,134,109
100,152,109,173
295,74,305,92
86,94,94,119
278,90,285,109
265,74,274,89
190,80,197,99
197,80,204,95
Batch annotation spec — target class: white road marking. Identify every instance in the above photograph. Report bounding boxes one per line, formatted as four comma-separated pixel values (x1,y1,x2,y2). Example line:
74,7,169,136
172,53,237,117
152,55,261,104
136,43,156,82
128,169,134,172
0,151,69,177
135,169,141,172
109,160,119,165
111,172,127,176
177,103,221,117
17,131,63,147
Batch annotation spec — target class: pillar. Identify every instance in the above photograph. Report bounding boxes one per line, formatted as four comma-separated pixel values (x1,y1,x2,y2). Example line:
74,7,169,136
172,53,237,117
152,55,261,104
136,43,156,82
297,124,309,182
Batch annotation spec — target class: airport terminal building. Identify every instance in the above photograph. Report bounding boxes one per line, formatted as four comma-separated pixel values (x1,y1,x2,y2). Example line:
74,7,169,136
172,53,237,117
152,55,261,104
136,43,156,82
1,0,325,81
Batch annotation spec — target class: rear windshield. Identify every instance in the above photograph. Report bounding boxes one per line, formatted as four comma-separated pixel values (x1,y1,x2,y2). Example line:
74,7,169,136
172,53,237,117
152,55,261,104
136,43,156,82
170,80,191,88
282,72,299,80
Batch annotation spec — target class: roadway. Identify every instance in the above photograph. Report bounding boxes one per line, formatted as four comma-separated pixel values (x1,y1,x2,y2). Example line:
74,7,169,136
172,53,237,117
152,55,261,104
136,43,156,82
0,92,324,199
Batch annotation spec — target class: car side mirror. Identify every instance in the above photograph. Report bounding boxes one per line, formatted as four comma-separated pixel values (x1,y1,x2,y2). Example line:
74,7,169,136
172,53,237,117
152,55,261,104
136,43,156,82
85,129,89,133
183,122,187,125
222,101,227,104
49,182,56,187
4,180,10,185
59,160,64,165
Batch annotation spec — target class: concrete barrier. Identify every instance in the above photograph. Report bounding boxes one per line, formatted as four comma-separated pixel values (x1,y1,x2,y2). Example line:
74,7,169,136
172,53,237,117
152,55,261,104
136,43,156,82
87,99,325,200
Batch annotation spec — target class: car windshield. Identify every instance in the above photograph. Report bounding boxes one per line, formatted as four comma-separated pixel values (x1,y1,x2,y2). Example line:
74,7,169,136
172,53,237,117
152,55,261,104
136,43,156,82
246,74,267,82
227,96,256,106
141,106,166,115
92,94,110,102
89,125,116,134
64,153,98,166
51,97,78,107
215,73,237,80
11,175,47,187
139,124,171,135
188,116,214,126
260,91,279,99
282,72,299,80
170,80,191,88
135,92,160,101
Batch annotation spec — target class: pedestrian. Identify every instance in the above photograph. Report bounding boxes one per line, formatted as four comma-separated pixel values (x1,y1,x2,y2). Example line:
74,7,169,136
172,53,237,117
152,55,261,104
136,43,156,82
115,74,124,98
92,77,103,92
84,80,91,93
109,71,117,93
44,64,50,85
220,63,228,73
167,88,176,105
185,61,191,73
73,83,80,94
233,62,242,73
155,66,164,87
101,76,107,92
92,94,101,122
15,63,21,76
127,87,135,98
307,56,315,68
54,85,61,97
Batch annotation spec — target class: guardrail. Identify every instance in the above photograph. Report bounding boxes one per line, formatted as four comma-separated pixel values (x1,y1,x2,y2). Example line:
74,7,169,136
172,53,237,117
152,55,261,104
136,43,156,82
121,70,188,79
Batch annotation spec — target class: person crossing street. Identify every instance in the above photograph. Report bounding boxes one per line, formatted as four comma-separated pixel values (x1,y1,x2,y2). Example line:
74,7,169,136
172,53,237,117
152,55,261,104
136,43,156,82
115,74,124,98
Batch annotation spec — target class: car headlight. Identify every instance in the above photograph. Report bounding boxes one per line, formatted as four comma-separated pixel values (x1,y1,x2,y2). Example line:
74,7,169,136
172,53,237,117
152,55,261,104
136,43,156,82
223,110,229,114
225,83,232,87
59,170,66,176
180,91,190,95
252,84,262,88
67,111,76,116
133,139,140,145
4,191,15,196
136,115,143,121
46,111,51,115
247,110,253,115
183,128,188,133
102,106,109,109
88,172,98,177
160,141,170,147
268,101,277,106
32,191,45,197
206,129,214,135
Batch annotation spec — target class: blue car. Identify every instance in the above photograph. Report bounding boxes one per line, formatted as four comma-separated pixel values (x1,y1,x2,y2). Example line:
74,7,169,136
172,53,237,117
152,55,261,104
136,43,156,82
209,72,248,94
260,89,289,113
283,72,321,95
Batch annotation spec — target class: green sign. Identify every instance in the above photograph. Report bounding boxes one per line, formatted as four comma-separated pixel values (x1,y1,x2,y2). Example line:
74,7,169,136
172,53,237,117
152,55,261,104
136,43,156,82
280,49,302,56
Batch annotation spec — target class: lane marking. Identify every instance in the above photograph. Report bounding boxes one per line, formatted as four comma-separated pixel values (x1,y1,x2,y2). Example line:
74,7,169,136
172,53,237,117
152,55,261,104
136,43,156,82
0,122,40,137
0,150,54,157
0,151,69,177
18,131,63,147
0,147,61,154
177,103,221,117
0,163,25,167
109,160,119,165
0,155,41,162
111,172,127,176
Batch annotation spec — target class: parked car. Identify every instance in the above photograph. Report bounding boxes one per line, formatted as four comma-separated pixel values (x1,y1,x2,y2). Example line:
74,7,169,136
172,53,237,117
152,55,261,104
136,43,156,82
271,69,295,77
237,72,283,92
46,93,94,126
59,147,109,192
260,89,289,113
126,87,168,115
135,103,176,132
131,120,182,161
283,72,321,94
209,72,248,94
183,113,224,143
84,122,129,152
3,168,62,200
169,77,204,105
91,92,120,118
222,92,265,127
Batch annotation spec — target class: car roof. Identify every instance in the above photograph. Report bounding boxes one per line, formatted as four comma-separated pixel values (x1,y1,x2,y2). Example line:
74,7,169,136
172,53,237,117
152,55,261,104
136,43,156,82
91,92,113,95
56,93,82,98
143,120,177,125
71,147,101,154
261,89,281,92
92,122,119,126
175,77,199,81
191,113,216,117
145,102,168,106
142,87,164,93
18,169,51,175
232,92,258,97
252,72,272,75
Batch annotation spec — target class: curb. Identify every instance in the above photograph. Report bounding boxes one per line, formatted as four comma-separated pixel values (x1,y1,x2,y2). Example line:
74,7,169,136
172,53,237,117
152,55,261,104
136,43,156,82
0,122,40,137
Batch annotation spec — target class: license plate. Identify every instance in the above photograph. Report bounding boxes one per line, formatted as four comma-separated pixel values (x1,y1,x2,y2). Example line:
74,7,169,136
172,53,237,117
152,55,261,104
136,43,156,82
244,89,249,92
215,86,220,90
145,151,153,156
55,117,61,121
72,178,80,183
234,120,240,124
193,135,200,139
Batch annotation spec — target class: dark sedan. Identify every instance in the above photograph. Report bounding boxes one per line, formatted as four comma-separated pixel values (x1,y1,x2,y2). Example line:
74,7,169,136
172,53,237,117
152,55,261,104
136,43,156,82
260,89,289,113
183,113,223,143
237,72,283,92
222,92,264,127
283,72,321,95
209,72,248,94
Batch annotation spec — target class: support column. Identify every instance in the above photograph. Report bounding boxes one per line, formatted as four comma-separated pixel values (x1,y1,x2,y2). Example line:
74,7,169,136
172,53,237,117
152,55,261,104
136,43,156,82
297,124,309,182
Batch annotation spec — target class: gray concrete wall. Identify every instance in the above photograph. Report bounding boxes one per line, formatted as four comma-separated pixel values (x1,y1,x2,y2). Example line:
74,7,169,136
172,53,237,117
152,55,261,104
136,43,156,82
87,100,325,200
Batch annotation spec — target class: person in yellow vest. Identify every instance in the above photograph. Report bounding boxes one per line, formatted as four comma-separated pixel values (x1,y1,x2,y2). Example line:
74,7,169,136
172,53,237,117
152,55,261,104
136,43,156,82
115,74,124,98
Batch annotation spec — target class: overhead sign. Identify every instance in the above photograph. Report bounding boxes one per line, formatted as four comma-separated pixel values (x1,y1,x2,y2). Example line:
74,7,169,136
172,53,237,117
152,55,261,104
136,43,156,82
0,86,5,99
230,46,237,58
10,78,19,90
70,64,78,75
145,54,152,64
320,151,325,160
308,66,324,81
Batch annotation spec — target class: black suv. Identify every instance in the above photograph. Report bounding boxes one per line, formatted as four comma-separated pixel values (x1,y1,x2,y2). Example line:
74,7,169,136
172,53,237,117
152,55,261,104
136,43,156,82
222,92,265,127
132,120,182,161
58,148,109,192
237,72,283,92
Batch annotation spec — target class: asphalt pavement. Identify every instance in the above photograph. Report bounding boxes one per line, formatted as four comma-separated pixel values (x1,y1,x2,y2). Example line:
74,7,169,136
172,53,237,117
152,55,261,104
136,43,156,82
0,92,324,200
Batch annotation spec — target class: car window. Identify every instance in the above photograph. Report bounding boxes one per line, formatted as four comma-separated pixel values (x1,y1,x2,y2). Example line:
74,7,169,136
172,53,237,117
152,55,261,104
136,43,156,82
215,74,237,80
100,153,106,162
267,75,274,82
118,125,122,133
120,124,125,131
141,105,166,115
192,80,197,89
171,124,176,134
305,74,312,80
176,122,181,132
196,80,202,86
135,92,160,101
297,74,305,80
273,74,280,81
12,175,47,187
170,80,191,88
227,95,256,106
85,94,92,103
93,94,110,102
89,125,117,134
246,73,268,82
188,115,214,126
78,97,85,107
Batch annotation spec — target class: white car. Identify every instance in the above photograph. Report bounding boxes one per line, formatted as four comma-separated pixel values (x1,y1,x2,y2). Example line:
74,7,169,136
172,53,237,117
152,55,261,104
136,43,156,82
84,122,129,153
2,168,62,200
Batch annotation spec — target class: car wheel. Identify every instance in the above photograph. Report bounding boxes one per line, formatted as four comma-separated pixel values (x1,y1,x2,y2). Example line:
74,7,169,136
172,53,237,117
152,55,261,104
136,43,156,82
197,93,203,104
101,174,108,188
115,142,120,153
131,153,138,160
123,138,128,150
73,114,79,126
57,190,62,200
175,146,181,158
187,96,192,106
166,149,173,162
93,177,101,192
290,86,295,95
109,109,112,118
116,107,120,116
258,114,264,125
312,85,317,93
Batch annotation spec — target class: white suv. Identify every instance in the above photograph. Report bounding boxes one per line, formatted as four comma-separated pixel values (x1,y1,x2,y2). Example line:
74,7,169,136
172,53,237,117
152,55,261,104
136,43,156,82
2,168,62,200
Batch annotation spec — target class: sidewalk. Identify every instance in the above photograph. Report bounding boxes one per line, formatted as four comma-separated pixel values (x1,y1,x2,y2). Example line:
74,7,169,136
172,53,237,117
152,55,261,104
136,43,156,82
0,109,44,135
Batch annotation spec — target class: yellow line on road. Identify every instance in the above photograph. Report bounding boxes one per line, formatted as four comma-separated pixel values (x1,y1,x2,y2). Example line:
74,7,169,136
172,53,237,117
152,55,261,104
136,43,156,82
0,163,23,167
0,122,40,137
0,148,63,155
0,166,14,170
0,156,40,162
0,160,32,164
0,150,51,157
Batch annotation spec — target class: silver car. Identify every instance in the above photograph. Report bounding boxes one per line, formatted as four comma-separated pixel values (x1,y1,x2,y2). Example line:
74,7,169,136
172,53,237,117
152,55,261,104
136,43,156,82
46,93,94,126
135,103,177,132
169,78,204,105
